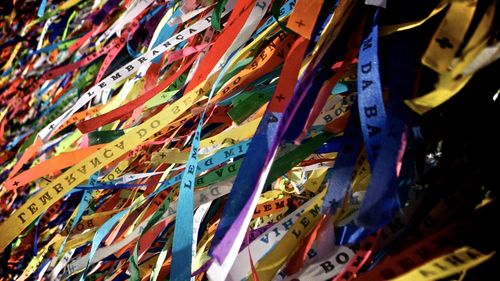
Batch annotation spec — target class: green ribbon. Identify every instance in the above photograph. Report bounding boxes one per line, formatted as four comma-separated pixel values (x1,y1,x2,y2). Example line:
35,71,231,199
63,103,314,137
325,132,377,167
211,0,228,31
266,132,334,185
88,130,125,145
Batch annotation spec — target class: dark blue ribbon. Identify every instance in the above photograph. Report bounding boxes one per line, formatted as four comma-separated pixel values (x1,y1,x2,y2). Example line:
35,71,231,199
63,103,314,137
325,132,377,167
357,13,386,169
356,23,418,230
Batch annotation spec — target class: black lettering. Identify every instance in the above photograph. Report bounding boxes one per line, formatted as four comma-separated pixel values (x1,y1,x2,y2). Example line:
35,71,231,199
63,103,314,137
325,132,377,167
352,256,363,267
309,204,320,217
39,192,53,205
210,187,220,196
465,250,481,260
323,114,333,123
268,42,277,51
18,212,27,223
204,158,213,167
275,200,285,209
418,269,436,277
433,262,447,271
335,107,343,117
196,177,204,185
444,254,465,267
171,105,180,114
53,183,64,193
361,62,371,74
28,203,38,214
224,149,234,158
137,128,147,138
364,105,378,118
77,165,87,175
90,157,102,168
256,1,266,10
216,169,224,177
362,80,373,90
111,72,122,81
103,149,114,158
320,261,334,273
183,180,193,189
367,124,381,137
307,249,317,259
362,37,372,51
199,192,208,203
115,141,125,150
151,120,160,128
336,252,350,264
282,218,293,230
300,217,310,227
233,77,241,85
187,164,195,175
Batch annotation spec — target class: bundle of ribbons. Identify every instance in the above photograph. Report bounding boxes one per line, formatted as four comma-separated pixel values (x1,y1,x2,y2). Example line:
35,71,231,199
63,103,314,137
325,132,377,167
0,0,499,280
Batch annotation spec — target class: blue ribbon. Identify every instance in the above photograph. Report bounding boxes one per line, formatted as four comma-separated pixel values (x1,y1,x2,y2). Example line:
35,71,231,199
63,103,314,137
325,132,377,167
58,172,99,254
335,222,370,245
209,109,281,261
321,101,362,214
251,0,296,39
170,51,238,281
79,208,129,281
315,136,344,154
37,0,48,18
155,139,250,190
149,7,182,63
356,25,417,230
209,40,311,262
357,18,386,169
